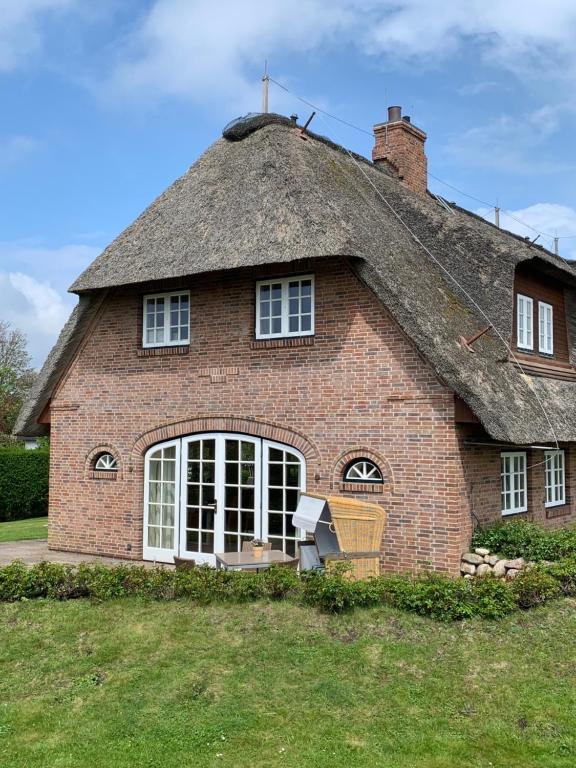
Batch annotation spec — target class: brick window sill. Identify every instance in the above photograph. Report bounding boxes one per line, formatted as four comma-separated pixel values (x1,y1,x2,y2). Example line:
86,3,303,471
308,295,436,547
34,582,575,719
341,482,385,494
250,337,314,350
137,346,189,358
546,504,571,519
91,471,118,481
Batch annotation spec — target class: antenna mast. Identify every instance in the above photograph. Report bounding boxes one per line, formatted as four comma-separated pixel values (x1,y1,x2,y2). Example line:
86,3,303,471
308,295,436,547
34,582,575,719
261,61,269,113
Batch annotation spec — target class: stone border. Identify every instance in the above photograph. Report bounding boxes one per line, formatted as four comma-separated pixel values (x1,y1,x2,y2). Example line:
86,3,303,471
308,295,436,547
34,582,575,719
461,548,530,580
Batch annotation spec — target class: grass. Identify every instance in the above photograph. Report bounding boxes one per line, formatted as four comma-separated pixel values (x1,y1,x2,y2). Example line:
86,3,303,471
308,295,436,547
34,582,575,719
0,516,48,542
0,599,575,767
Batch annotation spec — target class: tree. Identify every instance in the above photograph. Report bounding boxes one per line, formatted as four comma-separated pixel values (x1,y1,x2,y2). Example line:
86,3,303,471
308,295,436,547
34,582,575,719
0,321,37,435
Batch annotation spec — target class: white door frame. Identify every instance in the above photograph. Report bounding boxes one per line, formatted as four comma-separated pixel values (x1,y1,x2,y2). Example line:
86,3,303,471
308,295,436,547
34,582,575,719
143,438,182,563
143,432,306,565
179,433,262,565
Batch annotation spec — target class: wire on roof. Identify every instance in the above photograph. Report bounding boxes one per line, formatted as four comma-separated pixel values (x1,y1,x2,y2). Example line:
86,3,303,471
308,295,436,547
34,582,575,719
268,76,576,246
308,107,562,462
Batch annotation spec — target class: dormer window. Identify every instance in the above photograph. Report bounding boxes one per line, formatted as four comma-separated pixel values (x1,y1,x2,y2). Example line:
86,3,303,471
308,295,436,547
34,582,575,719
538,301,553,355
143,291,189,348
255,275,314,339
516,294,533,350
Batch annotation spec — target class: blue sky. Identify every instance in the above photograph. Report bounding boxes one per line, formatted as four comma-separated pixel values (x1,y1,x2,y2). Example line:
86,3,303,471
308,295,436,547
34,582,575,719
2,0,576,367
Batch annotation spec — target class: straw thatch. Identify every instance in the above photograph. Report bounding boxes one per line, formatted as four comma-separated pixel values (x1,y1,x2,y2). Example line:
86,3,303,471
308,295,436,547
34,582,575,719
14,113,576,443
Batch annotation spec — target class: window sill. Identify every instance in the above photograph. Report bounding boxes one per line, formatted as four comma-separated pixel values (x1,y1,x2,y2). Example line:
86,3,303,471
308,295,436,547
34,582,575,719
501,509,527,517
91,470,118,481
137,345,189,358
251,337,314,350
546,504,571,519
341,482,385,494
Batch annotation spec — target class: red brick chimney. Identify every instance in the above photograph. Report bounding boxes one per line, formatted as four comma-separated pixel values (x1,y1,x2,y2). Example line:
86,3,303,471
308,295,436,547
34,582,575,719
372,106,427,196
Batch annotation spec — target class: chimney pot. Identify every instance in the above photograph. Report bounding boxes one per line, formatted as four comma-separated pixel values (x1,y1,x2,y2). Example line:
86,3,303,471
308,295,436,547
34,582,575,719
402,115,411,123
388,105,402,122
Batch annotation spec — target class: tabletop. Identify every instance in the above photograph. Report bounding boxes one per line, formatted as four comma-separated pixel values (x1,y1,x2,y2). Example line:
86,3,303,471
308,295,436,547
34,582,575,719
215,549,298,570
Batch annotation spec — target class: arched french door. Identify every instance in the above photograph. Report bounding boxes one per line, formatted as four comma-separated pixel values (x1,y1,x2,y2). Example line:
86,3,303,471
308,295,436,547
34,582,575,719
143,433,306,564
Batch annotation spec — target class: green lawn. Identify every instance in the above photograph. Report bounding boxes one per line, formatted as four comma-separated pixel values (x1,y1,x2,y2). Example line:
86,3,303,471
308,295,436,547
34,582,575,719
0,599,575,767
0,516,48,542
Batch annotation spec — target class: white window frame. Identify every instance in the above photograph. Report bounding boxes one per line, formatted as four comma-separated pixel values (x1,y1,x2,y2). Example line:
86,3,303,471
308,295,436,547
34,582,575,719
255,274,315,340
538,301,554,355
344,459,384,483
142,291,190,349
516,294,533,351
94,453,118,471
544,449,565,508
501,451,527,516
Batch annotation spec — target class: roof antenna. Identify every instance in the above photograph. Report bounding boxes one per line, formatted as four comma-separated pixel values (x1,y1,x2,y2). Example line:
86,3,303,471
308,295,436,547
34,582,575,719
261,60,269,114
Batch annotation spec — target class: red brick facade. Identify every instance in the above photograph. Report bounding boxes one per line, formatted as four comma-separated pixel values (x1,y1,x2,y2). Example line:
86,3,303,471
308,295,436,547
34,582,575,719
461,438,576,531
372,118,428,197
45,257,574,573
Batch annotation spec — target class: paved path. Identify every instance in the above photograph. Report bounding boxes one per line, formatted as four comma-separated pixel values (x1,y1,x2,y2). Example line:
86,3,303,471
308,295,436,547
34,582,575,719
0,540,170,568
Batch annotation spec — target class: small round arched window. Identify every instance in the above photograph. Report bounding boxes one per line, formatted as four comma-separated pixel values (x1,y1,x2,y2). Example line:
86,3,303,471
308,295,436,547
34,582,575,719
344,458,383,483
94,453,118,471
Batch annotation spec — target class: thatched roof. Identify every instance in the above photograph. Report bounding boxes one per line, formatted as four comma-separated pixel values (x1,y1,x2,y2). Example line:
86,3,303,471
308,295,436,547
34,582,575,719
14,113,576,443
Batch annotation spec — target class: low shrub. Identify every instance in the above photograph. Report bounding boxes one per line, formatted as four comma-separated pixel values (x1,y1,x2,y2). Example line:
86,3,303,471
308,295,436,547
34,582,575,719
0,558,572,620
544,558,576,596
300,564,359,613
511,566,562,609
469,574,517,619
0,448,49,521
472,520,576,562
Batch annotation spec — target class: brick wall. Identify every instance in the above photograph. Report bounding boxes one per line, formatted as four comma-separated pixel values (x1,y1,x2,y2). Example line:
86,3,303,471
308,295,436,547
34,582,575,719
460,434,576,531
48,257,471,573
372,120,428,196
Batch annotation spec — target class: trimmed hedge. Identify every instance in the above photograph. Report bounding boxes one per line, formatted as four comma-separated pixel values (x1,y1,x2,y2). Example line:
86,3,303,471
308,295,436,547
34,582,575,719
0,448,49,521
471,520,576,562
1,558,575,620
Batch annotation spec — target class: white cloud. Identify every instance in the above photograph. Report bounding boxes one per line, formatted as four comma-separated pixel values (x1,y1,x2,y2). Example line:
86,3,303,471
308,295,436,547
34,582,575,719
445,103,576,173
476,203,576,260
0,272,72,368
107,0,356,110
104,0,576,107
0,241,100,368
0,0,77,72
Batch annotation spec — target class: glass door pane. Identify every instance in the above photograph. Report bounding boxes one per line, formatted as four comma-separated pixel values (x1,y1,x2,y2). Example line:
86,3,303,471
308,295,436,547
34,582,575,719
263,445,304,556
223,438,258,551
144,442,179,563
184,438,216,555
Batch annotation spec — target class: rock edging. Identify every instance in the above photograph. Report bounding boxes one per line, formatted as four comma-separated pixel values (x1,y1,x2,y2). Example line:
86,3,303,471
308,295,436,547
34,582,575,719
461,548,531,580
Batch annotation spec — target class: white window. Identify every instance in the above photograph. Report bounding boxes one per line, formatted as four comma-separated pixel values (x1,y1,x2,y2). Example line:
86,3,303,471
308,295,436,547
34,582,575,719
94,453,118,471
538,301,553,355
143,292,189,348
545,450,565,507
501,452,527,515
517,294,533,350
256,275,314,339
344,459,384,483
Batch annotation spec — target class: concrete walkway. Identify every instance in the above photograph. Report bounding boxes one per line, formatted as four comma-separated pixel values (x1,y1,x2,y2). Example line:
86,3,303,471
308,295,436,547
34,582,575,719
0,540,169,568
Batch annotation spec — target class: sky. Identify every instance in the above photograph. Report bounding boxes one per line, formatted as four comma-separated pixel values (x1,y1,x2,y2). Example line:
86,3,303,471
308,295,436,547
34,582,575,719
1,0,576,368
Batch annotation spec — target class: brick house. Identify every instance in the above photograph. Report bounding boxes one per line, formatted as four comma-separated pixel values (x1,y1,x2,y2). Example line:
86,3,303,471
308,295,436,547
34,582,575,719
14,109,576,573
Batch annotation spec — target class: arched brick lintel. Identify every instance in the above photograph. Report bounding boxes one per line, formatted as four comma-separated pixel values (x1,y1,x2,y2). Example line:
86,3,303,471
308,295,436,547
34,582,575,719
331,446,395,494
84,443,123,479
130,415,321,465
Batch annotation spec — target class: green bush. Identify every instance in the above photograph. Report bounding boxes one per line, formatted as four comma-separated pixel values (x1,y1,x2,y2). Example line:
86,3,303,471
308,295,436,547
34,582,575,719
0,559,571,621
0,448,49,521
544,558,576,596
472,520,576,561
511,566,562,609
